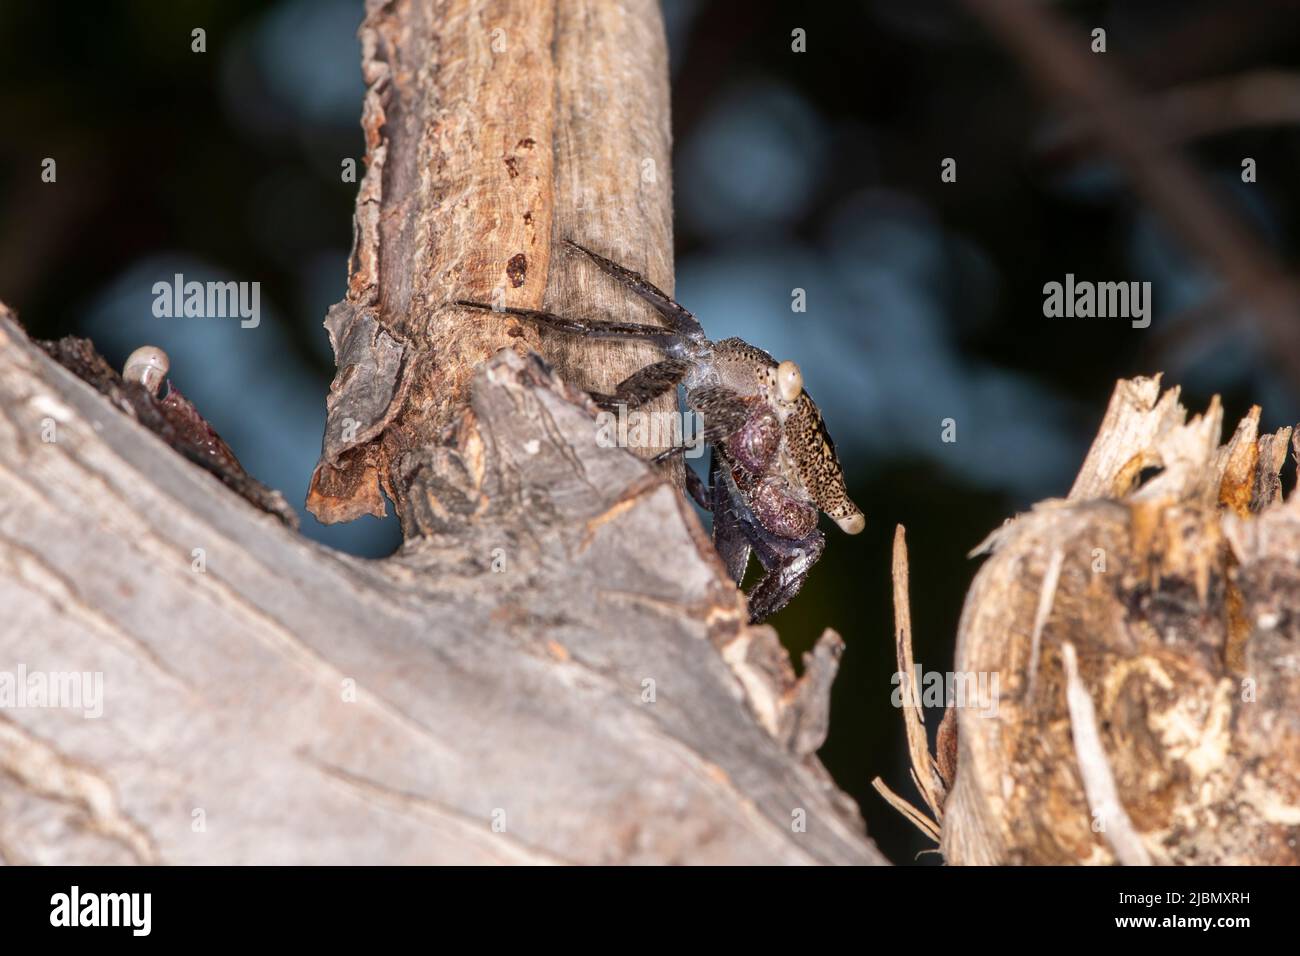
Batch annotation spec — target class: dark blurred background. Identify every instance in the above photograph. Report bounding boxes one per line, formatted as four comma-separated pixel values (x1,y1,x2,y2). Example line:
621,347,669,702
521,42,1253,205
6,0,1300,864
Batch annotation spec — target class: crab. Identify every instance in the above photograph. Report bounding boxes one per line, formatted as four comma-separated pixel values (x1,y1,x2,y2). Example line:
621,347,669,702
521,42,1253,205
458,240,863,622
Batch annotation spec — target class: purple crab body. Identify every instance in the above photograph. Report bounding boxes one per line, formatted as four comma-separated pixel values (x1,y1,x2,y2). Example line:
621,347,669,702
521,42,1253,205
728,402,782,476
750,476,818,541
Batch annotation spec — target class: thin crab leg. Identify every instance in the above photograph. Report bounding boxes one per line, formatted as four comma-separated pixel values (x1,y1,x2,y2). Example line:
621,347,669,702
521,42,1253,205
710,459,754,586
563,239,706,338
651,446,711,509
744,525,826,623
684,464,710,510
455,300,683,351
588,358,690,411
686,384,755,444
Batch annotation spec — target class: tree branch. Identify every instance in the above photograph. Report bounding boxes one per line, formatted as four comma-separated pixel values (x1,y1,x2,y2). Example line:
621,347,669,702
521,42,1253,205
308,0,680,531
0,307,882,864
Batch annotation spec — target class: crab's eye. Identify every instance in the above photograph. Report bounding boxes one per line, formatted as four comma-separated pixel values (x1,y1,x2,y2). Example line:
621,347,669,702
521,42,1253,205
123,345,170,397
776,360,803,402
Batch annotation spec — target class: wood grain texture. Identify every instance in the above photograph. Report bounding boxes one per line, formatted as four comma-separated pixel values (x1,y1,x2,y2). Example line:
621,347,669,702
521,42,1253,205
942,377,1300,865
541,0,679,463
0,310,882,864
308,0,681,529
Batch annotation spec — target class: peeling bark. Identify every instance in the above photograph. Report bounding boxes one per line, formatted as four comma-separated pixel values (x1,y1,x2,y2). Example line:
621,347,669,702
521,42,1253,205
308,0,679,530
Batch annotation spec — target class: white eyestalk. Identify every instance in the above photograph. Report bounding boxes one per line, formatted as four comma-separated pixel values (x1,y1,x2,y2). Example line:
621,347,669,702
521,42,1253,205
123,345,170,397
776,359,803,402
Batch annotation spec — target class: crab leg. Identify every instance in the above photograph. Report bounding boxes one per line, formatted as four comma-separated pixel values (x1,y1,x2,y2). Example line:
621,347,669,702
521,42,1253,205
710,460,755,587
456,300,682,351
587,358,690,410
563,240,706,339
744,525,826,623
651,445,712,507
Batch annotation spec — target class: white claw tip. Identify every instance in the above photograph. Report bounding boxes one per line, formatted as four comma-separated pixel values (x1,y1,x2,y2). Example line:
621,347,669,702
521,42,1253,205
123,345,170,397
836,513,865,535
776,360,803,402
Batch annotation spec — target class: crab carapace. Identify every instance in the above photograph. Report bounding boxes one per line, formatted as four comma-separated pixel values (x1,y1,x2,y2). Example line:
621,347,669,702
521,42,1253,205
457,240,863,622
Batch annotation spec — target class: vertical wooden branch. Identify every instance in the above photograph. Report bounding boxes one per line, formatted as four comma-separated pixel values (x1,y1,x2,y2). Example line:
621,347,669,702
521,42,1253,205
543,0,678,461
307,0,679,532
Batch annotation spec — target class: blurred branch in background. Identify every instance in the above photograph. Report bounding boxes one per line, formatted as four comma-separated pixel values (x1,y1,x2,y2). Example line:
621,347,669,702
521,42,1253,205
1040,69,1300,160
963,0,1300,384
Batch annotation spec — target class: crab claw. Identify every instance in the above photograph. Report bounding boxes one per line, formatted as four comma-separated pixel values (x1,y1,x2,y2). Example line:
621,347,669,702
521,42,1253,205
835,512,865,535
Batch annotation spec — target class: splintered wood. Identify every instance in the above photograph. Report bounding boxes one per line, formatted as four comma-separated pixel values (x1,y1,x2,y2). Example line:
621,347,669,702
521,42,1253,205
940,375,1300,865
872,526,946,845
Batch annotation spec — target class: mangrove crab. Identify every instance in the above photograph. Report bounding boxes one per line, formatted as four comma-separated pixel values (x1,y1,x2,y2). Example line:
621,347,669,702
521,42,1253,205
458,240,863,622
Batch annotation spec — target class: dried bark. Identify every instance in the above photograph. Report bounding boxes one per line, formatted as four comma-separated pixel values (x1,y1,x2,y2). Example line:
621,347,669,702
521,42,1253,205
307,0,680,532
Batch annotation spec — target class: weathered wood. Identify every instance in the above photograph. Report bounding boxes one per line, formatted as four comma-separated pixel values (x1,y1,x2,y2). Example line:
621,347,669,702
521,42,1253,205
0,308,880,864
940,377,1300,865
307,0,680,531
